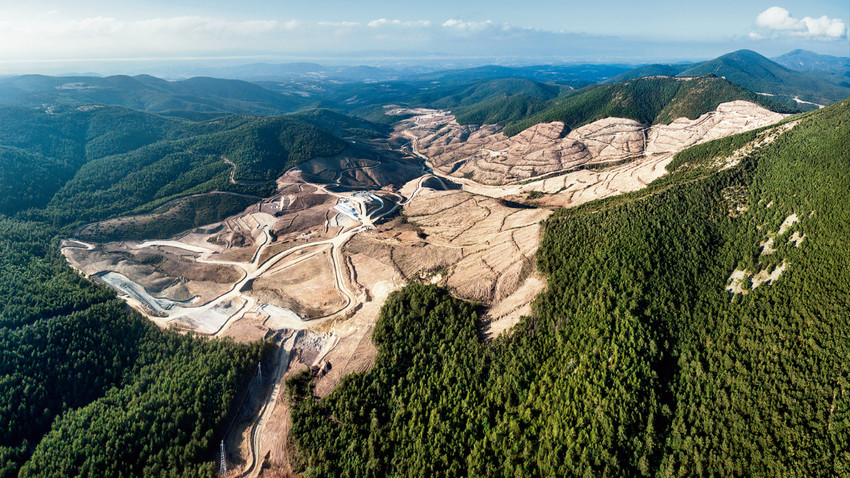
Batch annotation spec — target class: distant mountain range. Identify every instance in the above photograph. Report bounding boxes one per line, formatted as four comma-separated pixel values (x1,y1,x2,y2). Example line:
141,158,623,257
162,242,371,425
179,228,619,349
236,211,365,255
147,62,634,86
0,49,845,132
0,75,311,116
772,49,850,89
605,49,850,108
773,49,850,75
0,64,633,121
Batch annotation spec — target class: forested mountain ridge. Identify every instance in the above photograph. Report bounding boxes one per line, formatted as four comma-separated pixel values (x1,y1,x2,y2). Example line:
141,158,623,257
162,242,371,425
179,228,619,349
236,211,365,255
499,74,796,136
288,99,850,476
0,101,388,476
0,74,310,115
601,63,694,84
0,105,384,224
677,50,850,106
438,78,567,126
43,114,346,225
0,68,620,128
604,50,850,108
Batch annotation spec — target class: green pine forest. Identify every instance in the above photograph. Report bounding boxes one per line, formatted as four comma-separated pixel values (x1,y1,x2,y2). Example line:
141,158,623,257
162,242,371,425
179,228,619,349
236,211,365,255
0,105,372,225
0,59,847,477
288,99,850,476
0,101,381,476
0,103,367,475
0,214,270,476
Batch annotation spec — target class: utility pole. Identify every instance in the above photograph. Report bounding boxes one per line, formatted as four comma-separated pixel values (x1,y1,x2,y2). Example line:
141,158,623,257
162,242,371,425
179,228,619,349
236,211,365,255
220,440,226,476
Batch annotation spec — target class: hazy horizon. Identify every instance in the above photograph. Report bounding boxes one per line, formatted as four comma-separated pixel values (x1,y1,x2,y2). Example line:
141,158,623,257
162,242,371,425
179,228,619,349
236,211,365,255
0,1,846,77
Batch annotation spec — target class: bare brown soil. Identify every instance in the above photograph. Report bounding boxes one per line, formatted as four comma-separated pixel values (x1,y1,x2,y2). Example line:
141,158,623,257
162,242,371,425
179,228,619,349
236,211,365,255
393,101,788,200
59,99,795,477
248,250,346,318
347,188,550,306
64,244,241,304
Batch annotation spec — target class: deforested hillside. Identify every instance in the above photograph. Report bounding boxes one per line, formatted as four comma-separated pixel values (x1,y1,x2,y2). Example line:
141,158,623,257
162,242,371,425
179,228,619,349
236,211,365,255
288,99,850,476
399,98,787,186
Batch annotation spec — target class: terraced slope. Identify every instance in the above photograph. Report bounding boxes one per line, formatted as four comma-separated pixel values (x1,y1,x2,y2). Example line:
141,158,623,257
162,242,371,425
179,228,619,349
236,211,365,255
399,100,786,185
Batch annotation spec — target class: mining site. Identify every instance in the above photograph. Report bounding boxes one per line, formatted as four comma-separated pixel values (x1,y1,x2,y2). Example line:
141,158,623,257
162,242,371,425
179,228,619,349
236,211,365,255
60,100,793,476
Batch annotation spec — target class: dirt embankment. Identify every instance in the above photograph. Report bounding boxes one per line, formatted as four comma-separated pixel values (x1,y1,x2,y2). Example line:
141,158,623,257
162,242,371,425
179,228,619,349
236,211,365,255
392,101,788,208
414,102,786,185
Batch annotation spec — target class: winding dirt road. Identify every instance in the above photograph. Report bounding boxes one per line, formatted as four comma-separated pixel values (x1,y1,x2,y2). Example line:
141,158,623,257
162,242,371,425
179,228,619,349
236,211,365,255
241,331,299,477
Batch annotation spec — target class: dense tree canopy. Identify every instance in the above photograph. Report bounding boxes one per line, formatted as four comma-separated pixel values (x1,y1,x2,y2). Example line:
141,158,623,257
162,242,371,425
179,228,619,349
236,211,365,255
289,100,850,476
0,221,268,476
502,75,797,136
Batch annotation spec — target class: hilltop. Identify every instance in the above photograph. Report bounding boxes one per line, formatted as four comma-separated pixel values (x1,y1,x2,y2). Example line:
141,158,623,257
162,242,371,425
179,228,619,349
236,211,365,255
290,97,850,478
606,50,850,108
0,105,413,227
501,74,794,135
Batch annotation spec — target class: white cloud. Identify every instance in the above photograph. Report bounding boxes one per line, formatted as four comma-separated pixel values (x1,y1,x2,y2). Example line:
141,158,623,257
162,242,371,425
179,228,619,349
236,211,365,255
756,7,801,31
754,6,846,39
317,21,360,27
0,15,295,59
6,9,844,65
367,18,430,28
442,19,494,31
0,14,447,60
797,15,847,38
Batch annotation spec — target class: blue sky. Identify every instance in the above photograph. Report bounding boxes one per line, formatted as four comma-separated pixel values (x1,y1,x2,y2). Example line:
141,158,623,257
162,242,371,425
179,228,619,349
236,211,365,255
0,1,846,70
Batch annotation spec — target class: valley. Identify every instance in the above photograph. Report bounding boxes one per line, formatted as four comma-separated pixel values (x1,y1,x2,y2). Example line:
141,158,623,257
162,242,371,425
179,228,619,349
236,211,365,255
0,1,847,472
59,98,798,476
